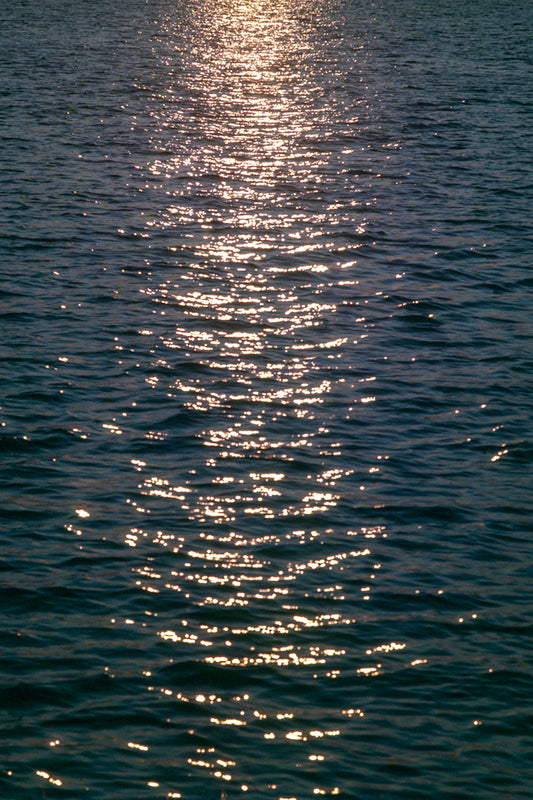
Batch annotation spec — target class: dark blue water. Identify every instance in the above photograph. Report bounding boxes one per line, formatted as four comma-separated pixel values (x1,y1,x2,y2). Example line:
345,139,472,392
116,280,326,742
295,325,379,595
1,0,532,798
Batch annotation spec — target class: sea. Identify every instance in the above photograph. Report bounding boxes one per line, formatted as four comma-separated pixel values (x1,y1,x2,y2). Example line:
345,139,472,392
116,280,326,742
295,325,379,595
1,0,532,798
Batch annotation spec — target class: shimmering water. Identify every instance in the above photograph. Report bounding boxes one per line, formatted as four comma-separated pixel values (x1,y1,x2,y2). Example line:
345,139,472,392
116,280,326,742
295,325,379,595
1,0,532,798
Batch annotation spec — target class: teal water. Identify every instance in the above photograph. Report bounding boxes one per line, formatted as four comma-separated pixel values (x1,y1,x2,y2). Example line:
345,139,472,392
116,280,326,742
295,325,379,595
1,0,532,798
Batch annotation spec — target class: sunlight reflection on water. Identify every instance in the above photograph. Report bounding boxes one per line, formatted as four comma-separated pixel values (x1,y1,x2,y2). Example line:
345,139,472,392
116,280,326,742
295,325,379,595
111,2,394,794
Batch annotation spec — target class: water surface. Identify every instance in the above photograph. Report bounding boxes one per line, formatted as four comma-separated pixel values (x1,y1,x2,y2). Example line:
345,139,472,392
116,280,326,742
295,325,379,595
1,0,532,798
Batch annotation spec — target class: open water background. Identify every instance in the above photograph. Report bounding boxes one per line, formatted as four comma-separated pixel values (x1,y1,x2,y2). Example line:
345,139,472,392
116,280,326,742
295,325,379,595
1,0,532,798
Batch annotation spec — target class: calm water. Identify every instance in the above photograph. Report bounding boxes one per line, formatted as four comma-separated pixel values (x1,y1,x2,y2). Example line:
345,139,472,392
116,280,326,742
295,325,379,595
1,0,532,798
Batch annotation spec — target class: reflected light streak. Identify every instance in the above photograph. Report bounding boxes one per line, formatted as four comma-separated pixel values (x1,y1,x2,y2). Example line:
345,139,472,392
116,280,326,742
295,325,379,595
112,1,395,796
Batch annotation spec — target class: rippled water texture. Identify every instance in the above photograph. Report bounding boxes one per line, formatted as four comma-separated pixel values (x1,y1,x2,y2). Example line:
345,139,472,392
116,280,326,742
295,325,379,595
1,0,532,798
